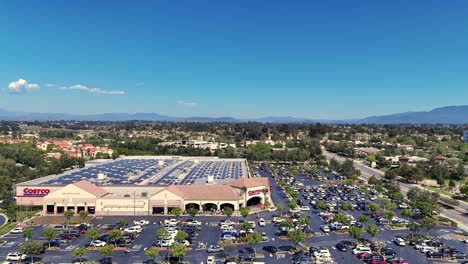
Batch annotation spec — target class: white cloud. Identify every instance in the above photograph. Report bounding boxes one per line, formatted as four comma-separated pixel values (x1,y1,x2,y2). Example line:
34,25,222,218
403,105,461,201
8,79,39,94
177,100,198,107
63,84,125,95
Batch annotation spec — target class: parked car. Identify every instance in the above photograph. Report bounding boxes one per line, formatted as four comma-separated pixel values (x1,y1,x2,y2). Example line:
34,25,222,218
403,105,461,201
258,218,266,227
124,226,142,234
206,256,215,264
90,240,107,247
353,246,372,255
335,242,348,252
6,253,27,261
9,228,24,234
185,219,202,226
133,220,149,226
262,245,278,253
426,251,444,258
206,245,224,253
394,237,405,246
320,225,330,233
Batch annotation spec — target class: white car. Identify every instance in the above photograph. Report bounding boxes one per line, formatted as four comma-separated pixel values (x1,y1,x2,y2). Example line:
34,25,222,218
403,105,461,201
268,207,277,212
175,240,190,246
320,225,330,233
6,253,27,261
352,246,371,255
299,206,310,211
164,219,179,226
394,237,406,246
258,218,266,227
186,219,202,226
207,256,216,264
90,240,107,247
464,238,468,243
9,228,24,234
134,220,149,226
124,226,142,233
247,221,256,229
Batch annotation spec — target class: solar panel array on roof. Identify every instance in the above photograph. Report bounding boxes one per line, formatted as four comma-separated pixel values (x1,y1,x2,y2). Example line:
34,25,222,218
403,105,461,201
38,158,248,186
41,159,176,185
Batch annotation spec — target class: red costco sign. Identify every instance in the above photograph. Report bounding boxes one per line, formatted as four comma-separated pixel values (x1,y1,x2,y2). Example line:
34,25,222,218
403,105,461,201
22,188,50,197
248,189,262,196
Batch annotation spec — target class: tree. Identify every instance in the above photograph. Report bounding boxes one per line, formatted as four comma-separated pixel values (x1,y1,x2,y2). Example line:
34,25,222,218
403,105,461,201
287,229,306,245
297,217,310,227
349,226,362,242
79,211,89,223
317,200,327,210
369,203,380,212
401,209,412,220
99,245,115,262
42,228,56,247
366,224,379,240
421,217,437,236
280,220,294,230
64,210,74,229
170,244,186,262
340,202,350,211
19,241,44,264
334,214,350,225
85,228,101,242
385,211,395,220
144,247,160,263
155,229,169,240
288,201,297,210
329,158,341,172
224,207,233,219
171,207,182,218
241,222,253,232
108,229,122,246
408,222,420,236
116,219,126,229
5,205,16,223
240,207,249,219
359,215,370,225
341,159,357,178
247,232,263,252
276,203,284,212
384,169,397,181
72,247,88,263
175,230,188,243
449,180,456,190
23,228,33,242
188,207,198,218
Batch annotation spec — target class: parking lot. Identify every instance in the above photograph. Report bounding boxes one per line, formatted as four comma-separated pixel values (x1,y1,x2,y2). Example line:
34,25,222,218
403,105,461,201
1,165,467,264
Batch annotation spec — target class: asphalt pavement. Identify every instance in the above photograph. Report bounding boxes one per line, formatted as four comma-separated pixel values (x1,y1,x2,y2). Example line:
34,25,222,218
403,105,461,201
321,147,468,232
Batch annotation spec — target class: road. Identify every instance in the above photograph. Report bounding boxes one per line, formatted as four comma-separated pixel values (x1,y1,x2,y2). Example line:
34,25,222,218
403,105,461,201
321,147,468,232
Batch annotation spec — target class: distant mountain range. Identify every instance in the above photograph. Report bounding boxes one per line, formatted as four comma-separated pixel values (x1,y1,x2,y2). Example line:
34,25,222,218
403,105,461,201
0,105,467,124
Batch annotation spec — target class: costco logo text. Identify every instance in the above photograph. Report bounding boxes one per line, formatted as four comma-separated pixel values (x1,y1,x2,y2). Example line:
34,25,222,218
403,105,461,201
22,188,50,197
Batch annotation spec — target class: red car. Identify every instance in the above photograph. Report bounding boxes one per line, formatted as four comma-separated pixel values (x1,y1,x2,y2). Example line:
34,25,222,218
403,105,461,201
392,260,409,264
357,252,370,259
59,234,73,240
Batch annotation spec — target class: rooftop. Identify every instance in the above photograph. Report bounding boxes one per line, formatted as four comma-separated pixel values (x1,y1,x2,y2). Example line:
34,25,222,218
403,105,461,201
19,156,249,186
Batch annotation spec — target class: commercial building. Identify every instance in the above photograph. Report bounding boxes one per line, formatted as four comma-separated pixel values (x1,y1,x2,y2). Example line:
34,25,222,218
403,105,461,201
16,156,271,216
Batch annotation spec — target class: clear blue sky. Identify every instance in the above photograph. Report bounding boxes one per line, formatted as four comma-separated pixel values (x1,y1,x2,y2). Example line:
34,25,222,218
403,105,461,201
1,0,467,119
